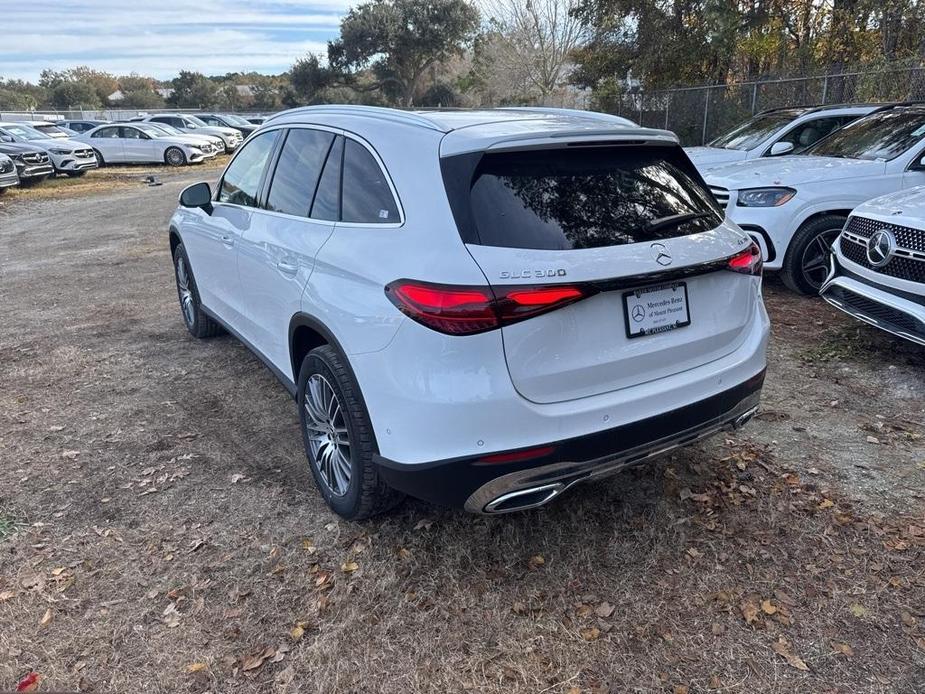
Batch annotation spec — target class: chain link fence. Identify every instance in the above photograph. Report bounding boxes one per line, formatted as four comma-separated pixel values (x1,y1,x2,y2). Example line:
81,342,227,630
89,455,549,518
609,64,925,145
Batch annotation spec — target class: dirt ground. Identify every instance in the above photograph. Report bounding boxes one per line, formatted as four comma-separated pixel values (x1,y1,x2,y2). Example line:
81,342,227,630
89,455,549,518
1,177,923,693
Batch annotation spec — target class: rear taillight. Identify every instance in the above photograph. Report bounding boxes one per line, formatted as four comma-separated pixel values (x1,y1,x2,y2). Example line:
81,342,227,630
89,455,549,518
727,243,763,276
385,280,595,335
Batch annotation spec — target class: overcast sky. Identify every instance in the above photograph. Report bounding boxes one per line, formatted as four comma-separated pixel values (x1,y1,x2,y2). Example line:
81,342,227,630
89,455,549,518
0,0,349,82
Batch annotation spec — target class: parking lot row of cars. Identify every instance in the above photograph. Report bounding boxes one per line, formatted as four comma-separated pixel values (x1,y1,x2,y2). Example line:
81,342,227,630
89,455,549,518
681,101,925,347
0,113,266,194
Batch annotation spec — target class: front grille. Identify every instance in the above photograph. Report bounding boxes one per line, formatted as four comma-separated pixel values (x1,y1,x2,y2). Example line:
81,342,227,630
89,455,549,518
825,285,925,339
846,215,925,252
840,229,925,285
74,148,94,159
709,186,730,208
21,152,47,164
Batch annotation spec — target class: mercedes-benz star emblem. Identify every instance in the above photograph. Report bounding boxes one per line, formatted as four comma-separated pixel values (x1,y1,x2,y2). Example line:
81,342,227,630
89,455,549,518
866,229,896,268
631,304,646,322
651,242,672,266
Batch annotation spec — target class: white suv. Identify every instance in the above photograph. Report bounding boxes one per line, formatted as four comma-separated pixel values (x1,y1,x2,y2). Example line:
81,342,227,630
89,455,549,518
168,106,769,519
686,104,880,170
821,187,925,345
705,104,925,294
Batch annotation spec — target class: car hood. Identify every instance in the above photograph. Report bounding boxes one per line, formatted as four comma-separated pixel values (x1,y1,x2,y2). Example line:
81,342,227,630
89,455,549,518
704,155,887,189
193,126,238,138
28,137,92,152
156,135,207,147
852,185,925,224
0,141,48,155
685,146,749,167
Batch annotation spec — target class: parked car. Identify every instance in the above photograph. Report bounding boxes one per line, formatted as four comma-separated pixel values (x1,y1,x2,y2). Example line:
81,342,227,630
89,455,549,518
197,113,257,137
0,153,19,193
821,186,925,345
139,122,225,153
79,123,216,165
704,103,925,295
15,120,72,139
140,114,243,152
686,104,883,171
62,119,110,133
0,140,54,184
0,123,98,177
168,106,769,519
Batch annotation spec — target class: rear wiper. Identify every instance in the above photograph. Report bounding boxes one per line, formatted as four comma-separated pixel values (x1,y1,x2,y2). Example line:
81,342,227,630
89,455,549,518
644,212,714,234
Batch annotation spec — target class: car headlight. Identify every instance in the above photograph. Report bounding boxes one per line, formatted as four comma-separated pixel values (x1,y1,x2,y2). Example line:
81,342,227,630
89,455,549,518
736,187,796,207
50,148,72,155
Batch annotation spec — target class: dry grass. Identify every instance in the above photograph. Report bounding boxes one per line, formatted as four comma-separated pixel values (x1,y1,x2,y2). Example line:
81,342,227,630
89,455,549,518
0,183,923,693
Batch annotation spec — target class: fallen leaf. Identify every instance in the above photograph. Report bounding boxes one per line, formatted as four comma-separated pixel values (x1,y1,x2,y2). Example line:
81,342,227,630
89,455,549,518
185,662,208,674
512,601,526,615
761,599,777,615
0,590,16,602
831,641,854,656
915,637,925,653
413,519,434,531
341,561,359,574
16,672,41,692
771,638,809,671
528,554,545,569
580,626,601,641
241,646,276,672
740,600,760,624
849,603,868,618
301,539,317,554
817,499,834,510
674,686,690,694
397,547,412,560
595,602,615,618
230,473,247,484
866,435,880,444
39,607,53,627
290,624,305,642
901,611,917,627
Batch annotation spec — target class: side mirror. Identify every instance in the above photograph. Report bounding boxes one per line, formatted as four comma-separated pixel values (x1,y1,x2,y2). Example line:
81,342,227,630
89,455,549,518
769,141,794,156
179,182,213,213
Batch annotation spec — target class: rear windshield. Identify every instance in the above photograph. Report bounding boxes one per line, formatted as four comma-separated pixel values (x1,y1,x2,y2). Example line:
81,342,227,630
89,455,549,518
443,145,722,250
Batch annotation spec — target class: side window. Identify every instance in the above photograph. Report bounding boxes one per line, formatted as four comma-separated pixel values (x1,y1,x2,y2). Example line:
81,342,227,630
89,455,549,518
266,128,335,217
777,117,845,154
92,127,120,139
120,127,141,139
218,130,279,207
202,116,218,126
341,139,399,223
311,136,343,221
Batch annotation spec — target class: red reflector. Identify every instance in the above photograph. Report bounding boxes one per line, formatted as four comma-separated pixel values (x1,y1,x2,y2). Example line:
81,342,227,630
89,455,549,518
506,286,584,306
479,445,556,464
727,243,763,275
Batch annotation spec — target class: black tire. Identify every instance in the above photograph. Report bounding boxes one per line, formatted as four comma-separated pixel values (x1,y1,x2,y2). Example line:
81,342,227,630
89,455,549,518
298,345,403,520
781,214,846,295
165,147,186,167
66,170,87,178
92,149,105,166
172,243,223,338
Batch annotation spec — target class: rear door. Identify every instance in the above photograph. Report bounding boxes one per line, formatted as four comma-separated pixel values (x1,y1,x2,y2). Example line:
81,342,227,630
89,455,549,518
236,126,340,374
120,126,156,162
443,143,757,404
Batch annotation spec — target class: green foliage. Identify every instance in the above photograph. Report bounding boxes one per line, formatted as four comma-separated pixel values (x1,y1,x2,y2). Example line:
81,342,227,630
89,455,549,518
317,0,480,106
49,80,100,108
169,71,218,108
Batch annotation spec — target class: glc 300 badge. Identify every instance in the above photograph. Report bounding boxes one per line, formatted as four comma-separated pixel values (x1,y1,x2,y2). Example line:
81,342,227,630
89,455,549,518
499,269,567,279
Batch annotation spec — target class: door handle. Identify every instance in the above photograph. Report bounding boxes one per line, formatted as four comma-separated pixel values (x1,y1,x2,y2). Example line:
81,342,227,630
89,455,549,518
277,260,298,276
220,234,234,247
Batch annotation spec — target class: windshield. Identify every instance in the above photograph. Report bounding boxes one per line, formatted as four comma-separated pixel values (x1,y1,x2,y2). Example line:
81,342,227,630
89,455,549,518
185,115,208,127
806,109,925,161
136,125,165,138
710,110,805,151
1,124,46,141
153,123,182,135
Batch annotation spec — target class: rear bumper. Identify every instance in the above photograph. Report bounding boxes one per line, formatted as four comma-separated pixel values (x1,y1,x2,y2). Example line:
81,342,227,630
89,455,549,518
376,369,765,512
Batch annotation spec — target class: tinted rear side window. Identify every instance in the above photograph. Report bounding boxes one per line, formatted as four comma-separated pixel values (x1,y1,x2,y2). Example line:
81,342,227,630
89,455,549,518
267,128,335,217
446,146,721,250
341,139,399,223
311,136,343,221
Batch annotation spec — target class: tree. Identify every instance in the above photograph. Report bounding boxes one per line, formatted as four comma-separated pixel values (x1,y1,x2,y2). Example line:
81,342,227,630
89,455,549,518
317,0,480,106
115,74,165,108
40,66,117,105
480,0,587,102
169,71,218,108
49,81,100,109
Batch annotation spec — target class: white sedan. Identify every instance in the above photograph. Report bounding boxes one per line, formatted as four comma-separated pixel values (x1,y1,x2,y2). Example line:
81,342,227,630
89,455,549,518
78,123,215,166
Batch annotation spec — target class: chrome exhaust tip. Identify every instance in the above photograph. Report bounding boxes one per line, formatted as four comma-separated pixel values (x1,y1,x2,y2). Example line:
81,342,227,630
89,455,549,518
733,406,759,429
483,482,565,514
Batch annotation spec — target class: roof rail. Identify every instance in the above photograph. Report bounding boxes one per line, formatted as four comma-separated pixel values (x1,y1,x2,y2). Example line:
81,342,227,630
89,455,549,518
496,106,636,125
265,105,444,131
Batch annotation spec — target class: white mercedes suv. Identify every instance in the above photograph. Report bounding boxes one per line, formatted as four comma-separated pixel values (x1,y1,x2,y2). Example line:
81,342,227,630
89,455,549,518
168,106,769,519
705,104,925,295
821,187,925,345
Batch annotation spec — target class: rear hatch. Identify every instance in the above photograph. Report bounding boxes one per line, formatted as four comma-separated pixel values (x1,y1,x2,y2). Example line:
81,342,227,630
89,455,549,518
441,141,759,404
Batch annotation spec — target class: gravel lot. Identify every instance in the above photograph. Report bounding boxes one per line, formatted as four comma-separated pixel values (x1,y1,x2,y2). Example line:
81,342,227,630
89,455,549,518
1,178,924,693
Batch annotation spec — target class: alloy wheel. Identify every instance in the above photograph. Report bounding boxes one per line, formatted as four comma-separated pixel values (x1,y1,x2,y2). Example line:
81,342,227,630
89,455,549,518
175,255,195,327
166,148,185,166
303,374,352,496
800,228,841,291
